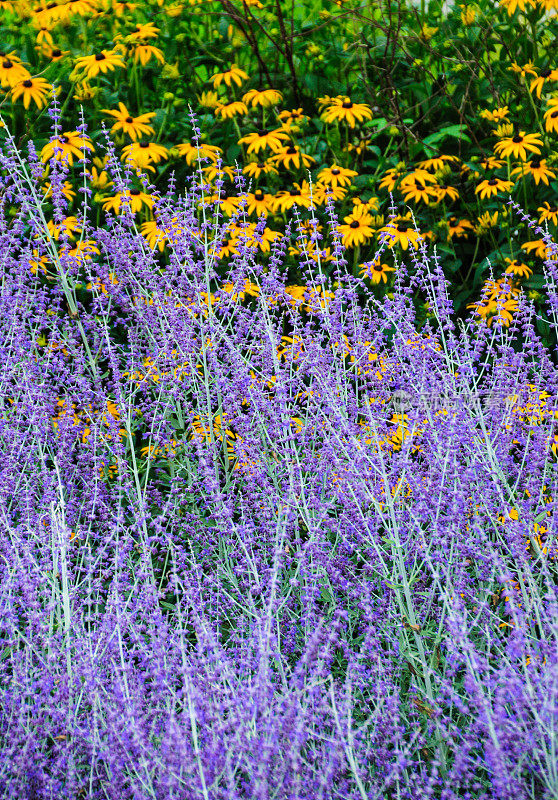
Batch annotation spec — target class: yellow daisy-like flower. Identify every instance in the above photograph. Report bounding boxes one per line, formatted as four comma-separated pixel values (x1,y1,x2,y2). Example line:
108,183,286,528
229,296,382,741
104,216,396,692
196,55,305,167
475,177,515,200
102,188,154,214
336,208,375,248
201,188,242,217
499,0,536,14
102,103,156,141
459,4,477,24
401,176,439,205
352,196,380,213
508,62,537,78
271,144,315,170
432,184,459,203
504,257,532,278
129,44,165,66
529,68,558,99
87,166,113,191
40,131,94,165
175,140,222,165
359,257,395,284
378,166,406,192
378,219,423,250
446,217,474,239
511,158,556,185
479,106,510,122
242,159,278,179
125,22,160,40
11,76,51,108
317,164,358,188
42,179,75,202
416,154,459,171
197,90,220,109
544,103,558,134
45,216,82,241
494,131,543,161
475,211,500,235
521,239,556,259
238,127,290,154
311,183,347,206
320,96,373,128
243,188,274,217
242,88,282,108
214,100,249,120
210,64,249,88
276,107,310,130
73,50,126,79
0,56,31,88
478,155,505,170
121,141,169,171
202,165,238,183
272,182,314,213
538,202,558,226
140,218,183,251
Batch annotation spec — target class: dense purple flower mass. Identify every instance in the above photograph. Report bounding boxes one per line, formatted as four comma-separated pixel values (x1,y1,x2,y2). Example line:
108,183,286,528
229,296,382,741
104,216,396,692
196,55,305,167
0,120,557,799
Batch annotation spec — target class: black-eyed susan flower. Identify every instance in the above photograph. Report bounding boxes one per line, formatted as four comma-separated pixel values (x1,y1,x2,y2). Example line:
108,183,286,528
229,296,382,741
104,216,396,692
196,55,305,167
504,258,532,278
42,47,70,63
478,155,505,170
45,216,82,240
511,158,556,185
129,43,165,66
459,4,477,24
242,88,282,108
202,165,238,183
125,22,160,40
276,107,310,130
446,217,474,238
87,165,113,191
214,100,249,120
11,76,51,108
102,188,154,214
416,154,459,171
344,136,372,156
492,122,514,138
242,159,279,179
175,140,222,165
475,211,500,235
432,184,460,203
73,50,126,79
500,0,537,15
271,144,315,170
320,96,373,128
529,68,558,99
379,165,406,191
521,239,555,259
201,188,242,217
197,90,220,109
42,179,75,202
210,64,249,88
102,103,156,140
352,196,380,213
317,164,358,188
543,100,558,134
238,127,290,154
480,107,510,122
360,257,395,284
337,208,375,248
272,182,313,213
475,176,515,200
0,57,31,88
538,202,558,226
401,176,439,205
378,219,423,250
121,141,169,171
244,188,273,217
40,131,94,165
494,131,543,160
73,81,100,103
311,183,347,205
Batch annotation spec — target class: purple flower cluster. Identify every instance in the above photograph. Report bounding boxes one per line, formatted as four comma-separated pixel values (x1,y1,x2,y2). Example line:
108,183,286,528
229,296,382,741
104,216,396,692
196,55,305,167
0,123,557,799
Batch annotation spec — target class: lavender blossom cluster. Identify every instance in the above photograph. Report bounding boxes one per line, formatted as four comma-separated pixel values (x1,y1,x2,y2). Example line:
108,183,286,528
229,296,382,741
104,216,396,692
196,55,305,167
0,117,557,799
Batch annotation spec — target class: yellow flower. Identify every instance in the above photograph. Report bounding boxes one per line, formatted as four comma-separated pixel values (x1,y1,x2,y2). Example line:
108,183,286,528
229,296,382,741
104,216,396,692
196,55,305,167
499,0,536,13
11,76,51,108
125,22,160,40
446,217,474,238
320,96,373,128
102,188,154,214
210,64,249,88
317,164,358,188
529,68,558,99
271,144,315,170
40,131,94,165
459,4,477,24
544,102,558,134
129,44,165,66
102,103,156,141
378,165,406,192
494,131,543,160
475,177,515,200
200,188,242,217
238,127,290,154
214,100,249,120
416,155,459,171
121,141,169,171
45,216,82,240
538,202,558,226
175,140,222,165
73,81,99,102
401,176,439,205
242,88,282,108
521,239,556,259
475,210,499,234
508,61,537,77
311,183,347,205
492,122,514,138
73,50,126,79
272,182,314,213
242,159,278,179
243,188,273,217
337,208,375,248
504,258,532,278
197,90,220,109
0,56,31,88
480,106,509,122
359,257,395,284
378,219,424,250
511,158,556,185
42,179,75,201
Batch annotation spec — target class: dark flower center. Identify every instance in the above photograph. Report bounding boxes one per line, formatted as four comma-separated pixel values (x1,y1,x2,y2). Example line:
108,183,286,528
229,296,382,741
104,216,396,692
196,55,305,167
257,129,268,137
289,190,300,196
255,190,264,199
286,146,297,154
551,111,558,119
529,160,541,169
342,101,353,109
373,263,383,271
125,116,133,123
22,79,33,87
487,178,498,186
2,60,12,69
541,69,552,78
415,180,424,190
95,53,106,61
59,136,69,144
350,220,360,229
257,162,265,169
52,49,62,57
332,168,341,175
512,135,523,143
512,260,522,266
449,219,459,227
397,224,408,232
129,188,140,196
140,142,149,148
